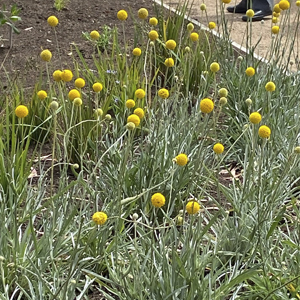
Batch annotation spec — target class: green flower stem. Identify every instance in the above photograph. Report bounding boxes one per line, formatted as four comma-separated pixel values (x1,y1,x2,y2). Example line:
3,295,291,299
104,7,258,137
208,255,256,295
50,110,57,195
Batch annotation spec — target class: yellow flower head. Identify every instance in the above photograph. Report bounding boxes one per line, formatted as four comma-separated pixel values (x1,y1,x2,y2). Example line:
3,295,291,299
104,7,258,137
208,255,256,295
92,211,108,225
174,153,189,166
132,47,142,56
158,88,169,99
258,125,271,138
40,49,52,62
186,201,200,214
75,78,85,88
93,82,103,92
53,70,62,82
15,105,29,118
61,69,73,82
135,88,146,99
127,114,141,126
190,32,199,42
218,88,228,98
151,193,166,208
213,143,224,154
272,17,279,23
37,90,47,100
265,81,276,92
279,0,290,10
149,17,158,26
73,97,83,107
95,108,103,117
200,3,207,10
273,4,281,13
208,22,216,29
47,16,58,27
273,12,280,17
200,98,214,113
134,108,145,119
210,62,220,72
68,89,81,101
148,30,159,41
164,58,175,67
126,99,135,108
249,112,262,124
272,26,280,34
90,30,100,40
294,146,300,154
246,9,255,17
117,10,128,21
49,101,59,111
245,67,255,77
296,1,300,7
222,0,231,3
138,8,148,19
165,39,177,50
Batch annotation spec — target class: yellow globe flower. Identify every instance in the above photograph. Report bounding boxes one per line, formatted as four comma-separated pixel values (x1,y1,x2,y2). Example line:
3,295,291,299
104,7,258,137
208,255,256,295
279,0,290,10
49,101,59,111
132,47,142,56
210,62,220,72
138,8,148,19
294,146,300,153
165,39,176,50
265,81,276,92
272,26,280,34
174,153,189,166
258,125,271,138
222,0,231,3
95,108,103,117
213,143,224,154
90,30,100,40
126,99,135,108
117,10,128,21
200,98,214,113
190,32,199,42
73,97,83,107
272,17,279,23
148,30,159,41
151,193,166,208
158,88,169,99
249,112,262,124
200,3,207,10
245,67,255,77
273,4,281,13
149,17,158,26
186,201,200,215
246,9,255,18
134,108,145,119
53,70,62,82
15,105,29,118
37,90,47,100
47,16,58,27
164,58,175,67
135,88,146,99
61,69,73,82
68,89,81,101
127,114,141,126
218,88,228,97
40,49,52,62
75,78,85,88
296,1,300,6
208,22,216,29
273,12,280,17
219,97,227,106
93,82,103,92
92,212,108,225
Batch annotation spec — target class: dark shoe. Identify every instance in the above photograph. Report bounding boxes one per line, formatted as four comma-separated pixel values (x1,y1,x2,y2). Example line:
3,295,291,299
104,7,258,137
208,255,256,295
242,10,272,21
227,2,248,13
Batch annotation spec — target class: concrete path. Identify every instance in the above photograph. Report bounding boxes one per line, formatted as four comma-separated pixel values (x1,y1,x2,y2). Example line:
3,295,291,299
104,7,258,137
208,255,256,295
164,0,299,70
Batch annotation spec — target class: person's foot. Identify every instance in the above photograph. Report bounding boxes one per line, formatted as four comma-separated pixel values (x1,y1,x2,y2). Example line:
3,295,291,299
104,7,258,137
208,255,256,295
242,10,272,21
227,2,248,13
